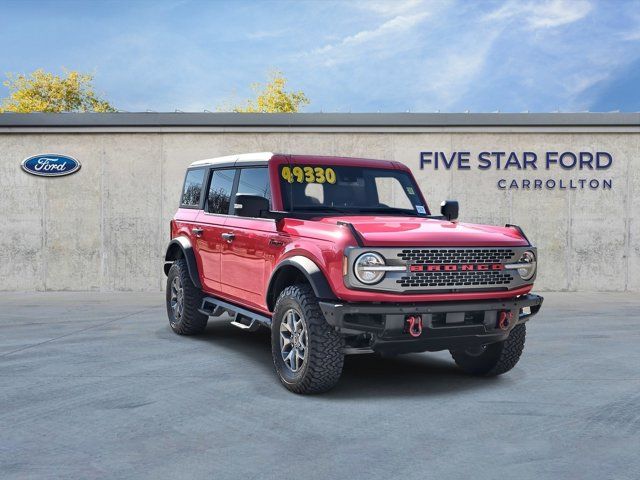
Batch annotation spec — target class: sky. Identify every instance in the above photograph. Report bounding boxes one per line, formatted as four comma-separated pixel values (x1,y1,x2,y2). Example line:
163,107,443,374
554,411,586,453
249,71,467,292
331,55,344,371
1,0,639,112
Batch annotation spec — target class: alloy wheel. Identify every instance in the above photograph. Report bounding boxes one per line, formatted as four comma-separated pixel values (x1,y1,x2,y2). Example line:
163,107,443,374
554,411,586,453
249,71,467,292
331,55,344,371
279,309,308,373
170,275,184,322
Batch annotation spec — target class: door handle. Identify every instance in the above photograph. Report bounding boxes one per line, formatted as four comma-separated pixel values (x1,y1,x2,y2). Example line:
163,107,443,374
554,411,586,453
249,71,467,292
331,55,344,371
191,228,203,237
221,232,235,243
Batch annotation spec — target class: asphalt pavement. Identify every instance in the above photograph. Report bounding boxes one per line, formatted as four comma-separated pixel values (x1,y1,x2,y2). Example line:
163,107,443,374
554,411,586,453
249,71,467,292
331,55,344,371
1,291,639,480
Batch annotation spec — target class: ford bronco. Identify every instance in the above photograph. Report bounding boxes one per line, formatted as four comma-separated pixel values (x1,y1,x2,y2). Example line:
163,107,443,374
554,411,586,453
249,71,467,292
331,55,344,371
164,153,543,394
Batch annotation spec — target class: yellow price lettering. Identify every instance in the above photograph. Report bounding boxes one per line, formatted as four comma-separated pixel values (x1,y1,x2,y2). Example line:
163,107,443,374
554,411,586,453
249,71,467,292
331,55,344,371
325,168,336,184
281,166,294,183
292,166,304,182
304,166,315,182
281,166,338,184
314,167,325,183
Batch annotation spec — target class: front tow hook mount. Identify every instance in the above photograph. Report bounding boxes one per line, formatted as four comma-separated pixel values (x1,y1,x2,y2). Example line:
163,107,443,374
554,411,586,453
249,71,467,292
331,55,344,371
498,311,513,330
404,315,423,338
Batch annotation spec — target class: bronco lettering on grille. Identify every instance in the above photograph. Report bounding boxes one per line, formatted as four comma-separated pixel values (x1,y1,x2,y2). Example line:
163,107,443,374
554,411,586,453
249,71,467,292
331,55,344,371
410,263,504,272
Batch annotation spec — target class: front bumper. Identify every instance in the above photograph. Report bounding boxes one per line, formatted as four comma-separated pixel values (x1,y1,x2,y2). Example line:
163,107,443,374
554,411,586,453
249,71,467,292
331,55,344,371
319,294,543,354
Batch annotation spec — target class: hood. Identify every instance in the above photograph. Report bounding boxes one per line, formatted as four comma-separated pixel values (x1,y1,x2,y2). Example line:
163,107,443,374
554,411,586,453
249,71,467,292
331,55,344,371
316,216,529,247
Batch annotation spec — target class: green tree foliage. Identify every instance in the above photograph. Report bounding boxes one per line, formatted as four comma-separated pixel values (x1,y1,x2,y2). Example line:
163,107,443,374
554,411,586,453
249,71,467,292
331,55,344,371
232,71,309,113
0,69,116,113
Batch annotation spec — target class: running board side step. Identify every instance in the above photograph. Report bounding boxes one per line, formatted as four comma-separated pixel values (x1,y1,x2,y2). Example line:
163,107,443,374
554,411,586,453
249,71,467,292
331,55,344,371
230,319,258,331
199,296,271,331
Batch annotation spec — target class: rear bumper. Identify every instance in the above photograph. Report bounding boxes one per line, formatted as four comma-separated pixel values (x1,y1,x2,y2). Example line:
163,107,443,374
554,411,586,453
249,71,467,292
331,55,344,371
319,294,543,354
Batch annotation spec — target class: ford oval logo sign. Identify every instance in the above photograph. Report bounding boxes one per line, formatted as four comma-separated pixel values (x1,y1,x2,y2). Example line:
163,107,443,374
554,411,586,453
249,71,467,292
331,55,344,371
21,154,81,177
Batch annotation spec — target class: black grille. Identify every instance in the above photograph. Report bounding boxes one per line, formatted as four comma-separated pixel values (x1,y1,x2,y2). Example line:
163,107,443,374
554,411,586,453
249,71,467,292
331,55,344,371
398,248,515,264
397,270,513,288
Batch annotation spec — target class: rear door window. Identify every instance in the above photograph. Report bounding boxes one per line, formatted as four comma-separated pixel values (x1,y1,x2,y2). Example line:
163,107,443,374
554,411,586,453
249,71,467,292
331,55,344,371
180,168,206,207
207,169,236,214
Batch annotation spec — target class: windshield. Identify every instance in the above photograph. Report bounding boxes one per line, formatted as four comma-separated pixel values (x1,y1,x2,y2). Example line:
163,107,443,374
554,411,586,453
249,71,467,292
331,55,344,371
279,164,428,216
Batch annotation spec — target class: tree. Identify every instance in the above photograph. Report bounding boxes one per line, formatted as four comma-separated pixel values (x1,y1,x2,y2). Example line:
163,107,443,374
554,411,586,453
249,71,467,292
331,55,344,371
0,69,116,113
232,70,309,113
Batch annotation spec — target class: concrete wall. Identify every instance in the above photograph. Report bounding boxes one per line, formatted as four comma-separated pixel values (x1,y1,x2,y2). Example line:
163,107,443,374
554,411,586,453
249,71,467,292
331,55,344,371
0,129,638,292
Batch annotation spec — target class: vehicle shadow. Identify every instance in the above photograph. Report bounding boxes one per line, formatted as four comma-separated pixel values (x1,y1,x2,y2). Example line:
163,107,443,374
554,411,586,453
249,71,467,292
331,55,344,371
333,353,497,399
192,319,502,399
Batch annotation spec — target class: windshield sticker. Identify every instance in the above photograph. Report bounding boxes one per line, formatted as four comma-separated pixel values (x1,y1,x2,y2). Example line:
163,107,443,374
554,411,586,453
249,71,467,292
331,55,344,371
406,186,415,195
281,166,337,184
416,205,426,214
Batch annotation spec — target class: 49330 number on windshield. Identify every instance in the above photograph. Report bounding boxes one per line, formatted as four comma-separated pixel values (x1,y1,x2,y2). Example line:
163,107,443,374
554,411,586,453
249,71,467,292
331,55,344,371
281,166,337,184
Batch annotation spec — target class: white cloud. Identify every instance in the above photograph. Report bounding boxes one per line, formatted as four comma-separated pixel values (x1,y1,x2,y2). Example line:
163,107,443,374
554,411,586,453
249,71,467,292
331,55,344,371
565,71,611,99
485,0,592,29
321,13,427,51
296,0,449,67
622,29,640,41
415,29,502,110
308,12,429,66
529,0,592,28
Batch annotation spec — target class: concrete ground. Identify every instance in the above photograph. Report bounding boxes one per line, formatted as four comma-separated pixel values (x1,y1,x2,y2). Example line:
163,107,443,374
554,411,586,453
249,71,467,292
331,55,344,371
1,292,639,480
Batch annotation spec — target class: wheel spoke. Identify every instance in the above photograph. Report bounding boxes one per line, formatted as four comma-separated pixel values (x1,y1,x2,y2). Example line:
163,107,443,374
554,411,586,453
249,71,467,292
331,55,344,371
281,317,293,333
287,311,296,333
284,349,294,369
292,348,299,371
279,308,309,373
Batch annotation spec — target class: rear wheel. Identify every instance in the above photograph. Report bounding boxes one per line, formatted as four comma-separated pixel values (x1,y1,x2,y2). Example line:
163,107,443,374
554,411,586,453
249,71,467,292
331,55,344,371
166,258,208,335
271,284,345,394
450,323,526,376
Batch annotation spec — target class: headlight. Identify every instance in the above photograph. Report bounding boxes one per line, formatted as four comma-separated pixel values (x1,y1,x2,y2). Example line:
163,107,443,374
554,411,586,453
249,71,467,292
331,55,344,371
354,252,386,284
515,250,536,281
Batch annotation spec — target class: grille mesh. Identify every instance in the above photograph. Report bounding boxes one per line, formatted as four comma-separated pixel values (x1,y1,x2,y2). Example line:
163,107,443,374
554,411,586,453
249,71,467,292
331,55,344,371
397,270,513,288
398,248,514,264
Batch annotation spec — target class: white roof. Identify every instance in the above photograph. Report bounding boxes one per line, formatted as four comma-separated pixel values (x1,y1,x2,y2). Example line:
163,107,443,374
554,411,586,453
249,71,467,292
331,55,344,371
189,152,274,168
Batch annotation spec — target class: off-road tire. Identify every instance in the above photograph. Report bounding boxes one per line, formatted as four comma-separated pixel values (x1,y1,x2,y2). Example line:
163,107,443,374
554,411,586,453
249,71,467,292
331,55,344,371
166,259,208,335
271,284,345,394
450,323,526,376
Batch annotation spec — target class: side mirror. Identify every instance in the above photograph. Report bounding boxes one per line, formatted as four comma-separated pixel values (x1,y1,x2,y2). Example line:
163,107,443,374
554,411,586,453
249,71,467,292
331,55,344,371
234,194,270,218
440,200,459,221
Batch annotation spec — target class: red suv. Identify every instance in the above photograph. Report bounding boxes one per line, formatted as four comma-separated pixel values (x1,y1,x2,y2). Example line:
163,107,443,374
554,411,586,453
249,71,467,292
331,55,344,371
164,153,543,394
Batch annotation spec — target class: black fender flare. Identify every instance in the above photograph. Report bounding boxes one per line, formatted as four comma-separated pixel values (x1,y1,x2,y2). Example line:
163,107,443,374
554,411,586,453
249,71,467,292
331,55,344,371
164,237,202,289
266,256,337,311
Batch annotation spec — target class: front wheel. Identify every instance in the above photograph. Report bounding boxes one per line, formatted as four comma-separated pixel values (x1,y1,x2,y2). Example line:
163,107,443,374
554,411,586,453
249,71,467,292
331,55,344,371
271,284,345,394
450,323,526,376
166,258,208,335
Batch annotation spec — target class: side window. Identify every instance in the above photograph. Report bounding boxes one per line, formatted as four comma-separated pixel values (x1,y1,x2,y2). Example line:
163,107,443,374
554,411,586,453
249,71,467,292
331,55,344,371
181,169,205,207
236,168,271,201
207,169,235,214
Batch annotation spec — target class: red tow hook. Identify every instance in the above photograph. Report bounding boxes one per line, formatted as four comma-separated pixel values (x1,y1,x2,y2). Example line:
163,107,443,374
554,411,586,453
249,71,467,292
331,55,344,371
498,311,513,330
405,315,423,338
